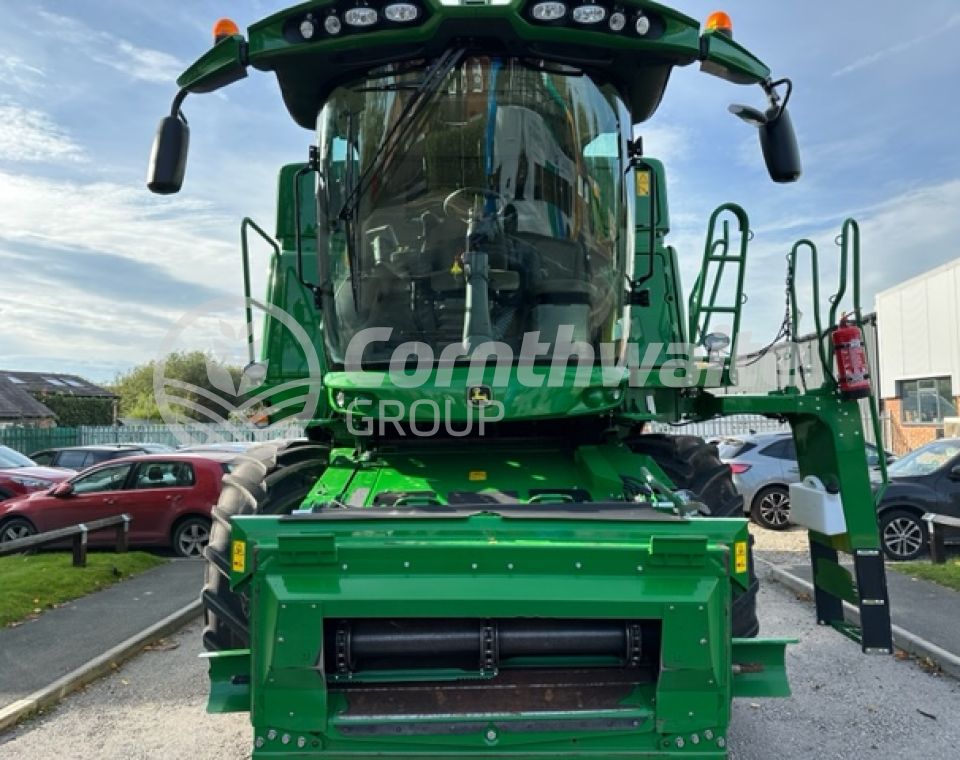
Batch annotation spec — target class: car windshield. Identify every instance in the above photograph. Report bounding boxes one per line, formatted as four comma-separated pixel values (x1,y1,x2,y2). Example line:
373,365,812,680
0,446,33,468
317,56,627,364
887,440,960,478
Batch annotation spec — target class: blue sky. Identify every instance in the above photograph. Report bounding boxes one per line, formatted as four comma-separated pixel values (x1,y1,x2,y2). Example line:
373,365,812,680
0,1,958,382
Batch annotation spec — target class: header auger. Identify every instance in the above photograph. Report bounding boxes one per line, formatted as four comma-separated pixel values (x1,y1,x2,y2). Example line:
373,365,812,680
148,3,889,757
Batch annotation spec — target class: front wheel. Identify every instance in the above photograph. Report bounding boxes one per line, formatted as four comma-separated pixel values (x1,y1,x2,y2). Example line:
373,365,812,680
750,486,792,531
173,517,211,558
0,517,36,544
880,509,927,561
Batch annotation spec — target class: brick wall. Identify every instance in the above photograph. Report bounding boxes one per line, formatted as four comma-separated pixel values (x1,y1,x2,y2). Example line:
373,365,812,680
883,398,953,455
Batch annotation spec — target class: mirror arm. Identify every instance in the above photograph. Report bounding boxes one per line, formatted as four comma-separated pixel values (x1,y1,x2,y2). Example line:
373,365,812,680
760,77,793,121
170,88,189,119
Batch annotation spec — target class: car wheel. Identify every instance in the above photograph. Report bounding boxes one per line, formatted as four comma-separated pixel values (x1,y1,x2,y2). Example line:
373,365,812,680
173,517,211,558
0,517,37,544
880,510,927,561
750,486,792,531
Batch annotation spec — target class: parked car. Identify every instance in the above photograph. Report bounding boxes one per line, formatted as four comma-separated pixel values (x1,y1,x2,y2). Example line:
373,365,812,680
0,453,234,556
121,442,176,453
718,432,893,530
0,445,74,501
875,438,960,561
177,441,260,454
29,444,150,470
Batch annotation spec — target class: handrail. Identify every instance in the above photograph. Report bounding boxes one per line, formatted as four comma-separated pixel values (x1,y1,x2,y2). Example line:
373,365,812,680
0,514,131,567
688,204,750,382
787,239,831,384
833,219,887,485
240,217,281,366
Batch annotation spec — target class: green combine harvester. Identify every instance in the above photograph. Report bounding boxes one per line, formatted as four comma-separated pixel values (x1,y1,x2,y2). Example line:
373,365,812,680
148,2,893,756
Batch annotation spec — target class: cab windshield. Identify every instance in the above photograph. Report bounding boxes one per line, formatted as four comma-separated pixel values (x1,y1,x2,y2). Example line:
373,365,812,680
317,56,627,365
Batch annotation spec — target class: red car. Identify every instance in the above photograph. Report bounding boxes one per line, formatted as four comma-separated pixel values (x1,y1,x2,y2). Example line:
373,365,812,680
0,445,74,501
0,453,233,557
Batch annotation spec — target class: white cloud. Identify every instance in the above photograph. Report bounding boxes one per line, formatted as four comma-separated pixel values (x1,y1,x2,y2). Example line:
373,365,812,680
0,100,87,163
833,13,960,77
35,11,184,85
0,169,239,295
0,53,45,91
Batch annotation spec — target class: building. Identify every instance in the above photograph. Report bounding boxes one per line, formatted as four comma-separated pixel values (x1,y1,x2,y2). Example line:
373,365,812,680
0,371,116,428
876,259,960,452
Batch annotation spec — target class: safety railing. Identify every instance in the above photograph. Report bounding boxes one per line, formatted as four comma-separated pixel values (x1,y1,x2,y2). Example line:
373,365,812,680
687,203,751,382
785,219,888,485
240,217,281,365
0,514,131,567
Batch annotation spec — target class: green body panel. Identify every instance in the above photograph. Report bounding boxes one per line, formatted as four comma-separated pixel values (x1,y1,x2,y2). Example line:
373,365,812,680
215,509,783,757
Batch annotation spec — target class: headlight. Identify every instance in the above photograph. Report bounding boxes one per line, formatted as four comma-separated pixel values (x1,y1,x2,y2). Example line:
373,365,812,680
324,14,342,35
384,3,419,23
634,12,651,36
344,7,378,27
531,2,567,21
572,4,606,24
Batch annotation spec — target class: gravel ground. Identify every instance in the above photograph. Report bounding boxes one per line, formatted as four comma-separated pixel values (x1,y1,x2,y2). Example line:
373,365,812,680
3,574,959,760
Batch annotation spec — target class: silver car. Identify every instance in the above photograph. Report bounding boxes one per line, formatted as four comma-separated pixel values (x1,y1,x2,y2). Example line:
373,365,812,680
718,432,891,530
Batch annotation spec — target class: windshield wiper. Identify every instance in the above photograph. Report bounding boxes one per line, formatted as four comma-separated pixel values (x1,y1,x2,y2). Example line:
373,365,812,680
336,47,466,311
337,47,466,225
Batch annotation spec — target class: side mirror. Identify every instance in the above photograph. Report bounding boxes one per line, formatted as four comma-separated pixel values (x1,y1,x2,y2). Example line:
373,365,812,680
52,482,75,497
760,107,802,184
729,103,802,184
147,112,190,194
950,464,960,480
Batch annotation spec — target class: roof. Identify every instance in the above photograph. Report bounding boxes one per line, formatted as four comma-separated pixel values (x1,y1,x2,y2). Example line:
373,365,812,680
0,371,116,399
33,445,146,454
0,379,55,421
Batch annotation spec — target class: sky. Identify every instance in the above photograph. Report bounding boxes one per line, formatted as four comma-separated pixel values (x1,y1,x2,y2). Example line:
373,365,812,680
0,1,958,383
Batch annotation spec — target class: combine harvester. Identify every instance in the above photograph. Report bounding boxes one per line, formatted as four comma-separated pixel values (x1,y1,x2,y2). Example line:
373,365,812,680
148,2,892,756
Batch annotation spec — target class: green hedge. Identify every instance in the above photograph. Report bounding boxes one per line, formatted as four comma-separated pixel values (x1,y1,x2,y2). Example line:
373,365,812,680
31,394,114,426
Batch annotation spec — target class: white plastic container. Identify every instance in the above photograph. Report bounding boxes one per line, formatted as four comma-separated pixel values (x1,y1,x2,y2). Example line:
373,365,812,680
788,476,848,536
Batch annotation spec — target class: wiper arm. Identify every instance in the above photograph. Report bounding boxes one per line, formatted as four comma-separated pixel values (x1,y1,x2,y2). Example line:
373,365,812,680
337,47,466,225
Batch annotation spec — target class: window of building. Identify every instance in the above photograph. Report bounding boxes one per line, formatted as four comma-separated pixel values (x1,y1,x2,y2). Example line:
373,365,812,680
899,377,957,425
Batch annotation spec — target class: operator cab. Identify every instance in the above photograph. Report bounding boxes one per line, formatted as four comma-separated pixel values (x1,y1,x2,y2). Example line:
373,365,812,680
317,56,631,365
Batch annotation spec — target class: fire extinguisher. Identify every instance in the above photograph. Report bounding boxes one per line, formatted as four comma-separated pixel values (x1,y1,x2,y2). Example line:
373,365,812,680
832,316,871,400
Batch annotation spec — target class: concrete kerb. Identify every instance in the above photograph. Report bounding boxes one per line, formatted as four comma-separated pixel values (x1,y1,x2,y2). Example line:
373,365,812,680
761,558,960,680
0,599,201,734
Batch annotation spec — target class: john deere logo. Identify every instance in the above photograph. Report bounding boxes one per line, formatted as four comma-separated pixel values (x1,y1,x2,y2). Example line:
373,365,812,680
468,385,493,406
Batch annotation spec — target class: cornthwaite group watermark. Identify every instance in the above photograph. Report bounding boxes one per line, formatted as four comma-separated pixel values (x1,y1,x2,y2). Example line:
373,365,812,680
154,299,810,442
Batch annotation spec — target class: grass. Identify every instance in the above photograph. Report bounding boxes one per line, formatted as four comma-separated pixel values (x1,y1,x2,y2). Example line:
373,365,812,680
0,551,166,627
894,558,960,593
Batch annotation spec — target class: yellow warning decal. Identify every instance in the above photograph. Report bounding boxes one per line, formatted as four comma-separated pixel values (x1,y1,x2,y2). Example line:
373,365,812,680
636,170,651,197
468,470,487,482
734,540,748,574
231,539,246,573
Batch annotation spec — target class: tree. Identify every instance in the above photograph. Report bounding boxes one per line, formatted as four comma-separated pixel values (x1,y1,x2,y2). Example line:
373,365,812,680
111,351,243,423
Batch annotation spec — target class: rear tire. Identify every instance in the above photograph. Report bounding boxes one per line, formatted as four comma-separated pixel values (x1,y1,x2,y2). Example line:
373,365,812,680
750,486,792,531
626,433,760,638
172,516,211,558
201,441,328,651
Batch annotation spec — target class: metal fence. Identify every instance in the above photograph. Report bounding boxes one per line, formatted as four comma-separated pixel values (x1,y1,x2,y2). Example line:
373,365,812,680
0,413,892,457
0,423,306,456
647,415,788,440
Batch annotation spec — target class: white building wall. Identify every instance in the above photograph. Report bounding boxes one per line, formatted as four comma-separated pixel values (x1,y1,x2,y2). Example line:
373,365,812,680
876,258,960,399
